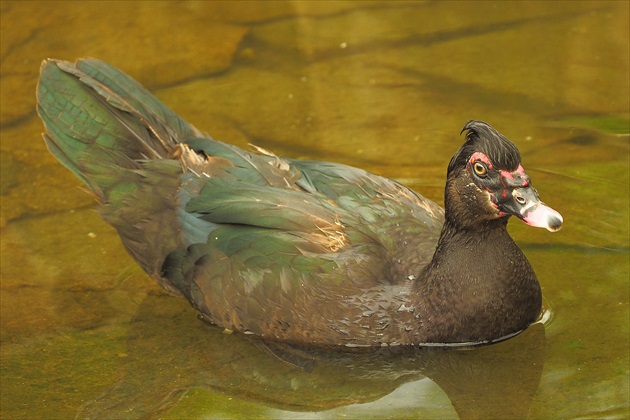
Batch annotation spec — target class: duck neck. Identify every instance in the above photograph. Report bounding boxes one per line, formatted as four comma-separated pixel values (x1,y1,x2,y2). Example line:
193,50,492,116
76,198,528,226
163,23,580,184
416,218,542,343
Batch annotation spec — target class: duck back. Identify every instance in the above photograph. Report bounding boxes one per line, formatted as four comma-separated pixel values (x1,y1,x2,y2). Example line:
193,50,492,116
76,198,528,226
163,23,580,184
38,58,452,346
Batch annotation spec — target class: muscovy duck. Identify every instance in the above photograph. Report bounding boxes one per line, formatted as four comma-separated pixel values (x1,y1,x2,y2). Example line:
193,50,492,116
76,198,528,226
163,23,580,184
37,58,562,347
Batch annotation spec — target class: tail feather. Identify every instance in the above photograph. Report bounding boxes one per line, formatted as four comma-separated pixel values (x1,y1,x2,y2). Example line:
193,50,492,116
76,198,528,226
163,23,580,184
74,58,203,142
36,58,201,197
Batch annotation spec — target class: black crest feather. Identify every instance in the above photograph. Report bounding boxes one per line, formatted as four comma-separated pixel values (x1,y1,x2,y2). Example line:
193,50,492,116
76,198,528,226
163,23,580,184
448,120,521,175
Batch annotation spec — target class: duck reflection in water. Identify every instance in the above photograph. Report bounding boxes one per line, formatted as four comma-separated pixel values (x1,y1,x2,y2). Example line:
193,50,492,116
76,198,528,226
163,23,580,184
77,292,546,419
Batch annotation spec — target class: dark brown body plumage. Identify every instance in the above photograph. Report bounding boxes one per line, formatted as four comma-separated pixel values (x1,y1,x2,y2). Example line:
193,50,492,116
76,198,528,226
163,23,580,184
37,58,562,347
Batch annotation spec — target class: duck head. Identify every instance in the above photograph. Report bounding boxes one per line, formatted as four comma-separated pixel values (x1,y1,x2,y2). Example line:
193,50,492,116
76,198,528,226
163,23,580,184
445,120,562,232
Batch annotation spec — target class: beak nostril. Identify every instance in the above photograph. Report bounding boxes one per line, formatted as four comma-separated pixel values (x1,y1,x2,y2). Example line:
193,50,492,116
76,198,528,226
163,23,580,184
515,196,526,205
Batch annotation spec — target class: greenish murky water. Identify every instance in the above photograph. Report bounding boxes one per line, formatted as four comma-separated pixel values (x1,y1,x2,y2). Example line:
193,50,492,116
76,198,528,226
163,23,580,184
1,1,628,418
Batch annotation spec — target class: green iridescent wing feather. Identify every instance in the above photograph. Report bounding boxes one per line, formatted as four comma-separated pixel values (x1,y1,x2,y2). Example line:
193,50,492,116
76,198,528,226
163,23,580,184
37,58,444,341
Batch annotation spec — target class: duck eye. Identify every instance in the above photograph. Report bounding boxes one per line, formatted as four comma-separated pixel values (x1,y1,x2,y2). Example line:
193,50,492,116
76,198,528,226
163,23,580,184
473,162,488,177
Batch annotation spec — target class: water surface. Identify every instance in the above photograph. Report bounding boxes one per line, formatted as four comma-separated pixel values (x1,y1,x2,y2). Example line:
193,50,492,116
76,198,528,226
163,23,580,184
1,1,628,418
